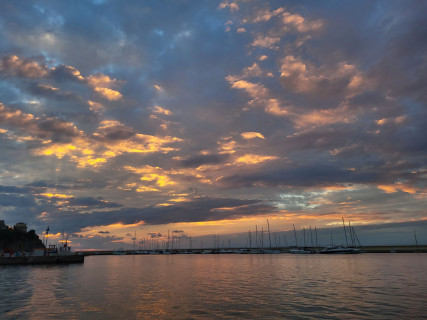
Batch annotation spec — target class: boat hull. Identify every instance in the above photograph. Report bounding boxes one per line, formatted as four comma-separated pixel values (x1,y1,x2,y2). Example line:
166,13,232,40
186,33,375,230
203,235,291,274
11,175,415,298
319,246,362,254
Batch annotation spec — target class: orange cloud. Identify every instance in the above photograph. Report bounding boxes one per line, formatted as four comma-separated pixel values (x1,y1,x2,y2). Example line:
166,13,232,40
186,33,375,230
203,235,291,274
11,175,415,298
226,76,290,116
87,73,120,88
280,56,367,98
94,87,122,101
378,184,419,194
250,35,280,49
85,73,123,100
264,99,288,116
235,154,278,165
252,7,285,23
88,100,104,112
241,132,265,139
136,186,160,193
0,55,48,78
218,137,237,154
376,115,407,126
282,12,323,33
125,165,176,187
293,104,356,128
39,193,74,199
218,1,239,11
152,106,172,115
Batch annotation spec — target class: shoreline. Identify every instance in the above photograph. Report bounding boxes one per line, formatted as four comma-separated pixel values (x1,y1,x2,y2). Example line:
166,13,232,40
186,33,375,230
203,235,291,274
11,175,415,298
77,245,427,256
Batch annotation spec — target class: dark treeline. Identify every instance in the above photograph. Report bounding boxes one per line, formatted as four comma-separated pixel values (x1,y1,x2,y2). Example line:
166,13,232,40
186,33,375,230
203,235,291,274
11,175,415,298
0,227,45,253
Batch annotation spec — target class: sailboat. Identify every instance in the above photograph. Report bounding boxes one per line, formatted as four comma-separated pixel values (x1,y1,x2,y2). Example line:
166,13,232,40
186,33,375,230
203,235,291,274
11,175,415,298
289,224,312,254
319,218,362,254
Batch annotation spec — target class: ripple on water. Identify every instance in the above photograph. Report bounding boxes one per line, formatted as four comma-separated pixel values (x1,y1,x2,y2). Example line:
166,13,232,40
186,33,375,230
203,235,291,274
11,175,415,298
1,254,427,319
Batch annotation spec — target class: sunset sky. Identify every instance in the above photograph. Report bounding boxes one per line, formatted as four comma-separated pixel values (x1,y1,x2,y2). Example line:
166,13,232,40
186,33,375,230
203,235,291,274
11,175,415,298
0,1,426,249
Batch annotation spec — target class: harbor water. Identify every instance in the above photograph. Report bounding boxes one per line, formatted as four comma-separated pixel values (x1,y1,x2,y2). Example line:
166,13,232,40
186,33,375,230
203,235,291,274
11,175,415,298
1,254,427,319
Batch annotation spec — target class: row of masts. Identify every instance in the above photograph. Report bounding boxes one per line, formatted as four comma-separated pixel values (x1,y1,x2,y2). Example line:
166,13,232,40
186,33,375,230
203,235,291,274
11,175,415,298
128,218,363,252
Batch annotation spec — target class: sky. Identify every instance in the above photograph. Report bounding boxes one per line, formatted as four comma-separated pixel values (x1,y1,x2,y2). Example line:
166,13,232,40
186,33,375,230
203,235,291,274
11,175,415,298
0,0,426,249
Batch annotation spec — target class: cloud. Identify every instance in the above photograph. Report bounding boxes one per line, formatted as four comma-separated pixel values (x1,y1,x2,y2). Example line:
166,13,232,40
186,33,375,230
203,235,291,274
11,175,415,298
0,103,82,142
152,106,172,116
93,87,122,101
241,132,265,140
218,1,239,12
281,11,323,33
221,164,378,189
177,153,230,168
93,120,135,141
280,56,366,98
252,7,285,23
84,196,275,228
250,35,281,49
0,55,48,78
234,154,278,165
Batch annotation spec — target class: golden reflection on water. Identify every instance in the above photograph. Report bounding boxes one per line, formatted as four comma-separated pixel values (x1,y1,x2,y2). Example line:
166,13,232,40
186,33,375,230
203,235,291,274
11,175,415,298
1,254,427,319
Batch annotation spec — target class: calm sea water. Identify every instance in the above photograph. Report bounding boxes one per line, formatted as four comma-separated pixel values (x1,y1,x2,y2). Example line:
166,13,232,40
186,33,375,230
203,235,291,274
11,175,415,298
1,254,427,319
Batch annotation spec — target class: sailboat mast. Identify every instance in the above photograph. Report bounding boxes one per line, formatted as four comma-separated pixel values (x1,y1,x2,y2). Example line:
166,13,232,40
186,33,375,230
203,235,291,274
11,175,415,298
261,227,264,250
414,228,419,249
349,221,355,247
255,226,259,249
293,224,298,247
303,228,306,247
342,217,349,246
315,227,319,248
310,226,314,248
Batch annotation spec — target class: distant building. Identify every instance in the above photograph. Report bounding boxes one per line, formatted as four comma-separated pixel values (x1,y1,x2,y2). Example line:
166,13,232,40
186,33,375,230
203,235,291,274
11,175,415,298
15,222,27,233
0,220,6,230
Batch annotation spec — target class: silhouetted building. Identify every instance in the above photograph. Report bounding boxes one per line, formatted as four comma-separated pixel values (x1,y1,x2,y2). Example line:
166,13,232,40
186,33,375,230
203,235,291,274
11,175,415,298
0,220,6,230
15,222,27,233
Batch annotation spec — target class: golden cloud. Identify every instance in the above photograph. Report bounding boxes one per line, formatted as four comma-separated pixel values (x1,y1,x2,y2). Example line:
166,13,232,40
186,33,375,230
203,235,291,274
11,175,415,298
39,193,74,199
378,184,418,194
241,132,265,140
125,165,176,188
87,73,120,88
152,105,173,115
235,154,278,165
94,87,122,101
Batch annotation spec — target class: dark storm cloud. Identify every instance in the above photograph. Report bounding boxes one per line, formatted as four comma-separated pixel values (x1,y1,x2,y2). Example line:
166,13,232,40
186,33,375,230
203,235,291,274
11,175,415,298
0,185,33,194
178,153,231,168
67,197,121,208
92,123,135,141
26,179,107,191
221,164,380,189
38,197,276,233
27,83,81,102
87,197,273,227
0,193,35,207
0,103,81,142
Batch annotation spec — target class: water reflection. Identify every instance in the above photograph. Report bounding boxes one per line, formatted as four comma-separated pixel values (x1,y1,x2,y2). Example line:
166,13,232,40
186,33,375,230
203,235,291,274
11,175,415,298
1,254,426,319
